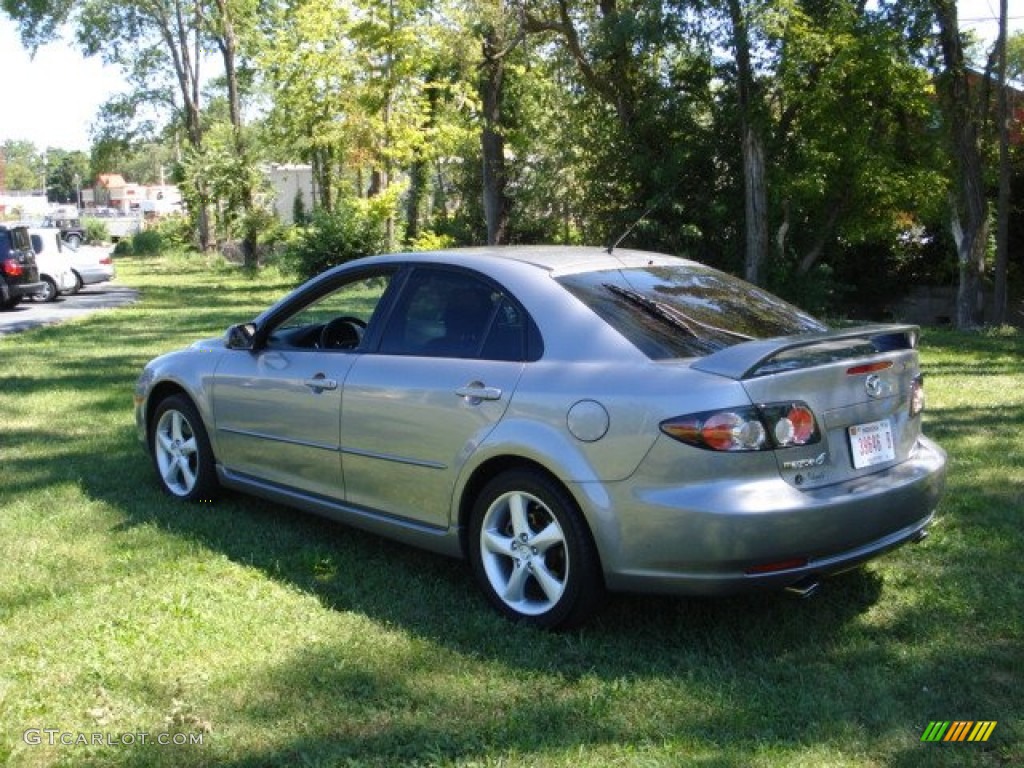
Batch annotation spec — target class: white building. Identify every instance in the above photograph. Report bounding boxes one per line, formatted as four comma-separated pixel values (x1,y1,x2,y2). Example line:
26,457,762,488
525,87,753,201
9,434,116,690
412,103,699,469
265,164,315,224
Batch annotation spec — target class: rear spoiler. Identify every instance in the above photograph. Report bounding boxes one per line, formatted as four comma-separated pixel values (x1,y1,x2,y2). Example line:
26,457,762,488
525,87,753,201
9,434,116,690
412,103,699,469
691,324,920,381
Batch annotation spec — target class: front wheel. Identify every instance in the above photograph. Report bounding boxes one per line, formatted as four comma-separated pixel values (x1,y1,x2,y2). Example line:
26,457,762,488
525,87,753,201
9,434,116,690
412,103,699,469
469,469,604,629
150,395,219,502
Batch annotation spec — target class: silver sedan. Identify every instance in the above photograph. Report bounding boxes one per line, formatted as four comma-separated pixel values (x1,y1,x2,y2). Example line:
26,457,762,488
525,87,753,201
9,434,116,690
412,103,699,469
135,247,946,628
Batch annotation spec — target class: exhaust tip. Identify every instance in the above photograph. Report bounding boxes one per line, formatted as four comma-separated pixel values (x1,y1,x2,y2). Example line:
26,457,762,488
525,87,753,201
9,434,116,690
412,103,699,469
784,578,821,599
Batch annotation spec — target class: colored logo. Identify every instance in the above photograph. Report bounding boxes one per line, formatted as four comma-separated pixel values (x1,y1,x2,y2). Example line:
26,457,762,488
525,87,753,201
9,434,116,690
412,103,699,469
921,721,997,742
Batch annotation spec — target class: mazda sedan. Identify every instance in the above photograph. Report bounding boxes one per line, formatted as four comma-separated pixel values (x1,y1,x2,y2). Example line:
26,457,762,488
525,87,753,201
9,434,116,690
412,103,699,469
135,247,946,628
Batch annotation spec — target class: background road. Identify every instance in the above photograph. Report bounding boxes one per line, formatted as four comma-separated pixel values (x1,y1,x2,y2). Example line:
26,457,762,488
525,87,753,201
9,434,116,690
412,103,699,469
0,284,138,336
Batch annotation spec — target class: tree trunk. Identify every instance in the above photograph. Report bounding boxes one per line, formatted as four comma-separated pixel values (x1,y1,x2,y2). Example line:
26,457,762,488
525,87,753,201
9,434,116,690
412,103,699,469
934,0,988,329
727,0,769,285
481,25,510,245
213,0,257,268
993,0,1010,325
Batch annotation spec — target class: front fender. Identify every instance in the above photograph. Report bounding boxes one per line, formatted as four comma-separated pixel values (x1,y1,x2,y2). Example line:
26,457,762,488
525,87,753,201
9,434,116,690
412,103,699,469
135,342,226,450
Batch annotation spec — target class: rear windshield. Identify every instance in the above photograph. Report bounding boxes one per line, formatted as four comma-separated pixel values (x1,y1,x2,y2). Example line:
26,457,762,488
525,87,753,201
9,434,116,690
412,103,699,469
556,265,827,359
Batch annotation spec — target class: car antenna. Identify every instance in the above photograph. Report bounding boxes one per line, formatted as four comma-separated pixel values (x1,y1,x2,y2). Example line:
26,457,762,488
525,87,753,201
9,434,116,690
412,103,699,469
605,198,662,255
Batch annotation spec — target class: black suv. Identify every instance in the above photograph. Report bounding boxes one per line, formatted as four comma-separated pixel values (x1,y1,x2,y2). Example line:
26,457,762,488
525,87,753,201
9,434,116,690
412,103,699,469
1,224,45,309
42,216,87,249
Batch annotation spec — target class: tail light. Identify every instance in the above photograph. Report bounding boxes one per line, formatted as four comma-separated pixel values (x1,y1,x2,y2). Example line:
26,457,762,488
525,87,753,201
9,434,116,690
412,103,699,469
910,374,926,417
660,402,821,452
100,256,113,265
3,258,24,277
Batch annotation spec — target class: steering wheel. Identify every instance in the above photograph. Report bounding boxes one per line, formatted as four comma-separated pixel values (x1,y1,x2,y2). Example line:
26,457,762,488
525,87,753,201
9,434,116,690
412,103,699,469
319,316,367,350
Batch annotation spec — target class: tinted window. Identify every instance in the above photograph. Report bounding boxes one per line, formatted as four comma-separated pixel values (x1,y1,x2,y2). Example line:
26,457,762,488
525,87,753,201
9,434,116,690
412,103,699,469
6,227,32,253
557,266,827,359
379,268,531,361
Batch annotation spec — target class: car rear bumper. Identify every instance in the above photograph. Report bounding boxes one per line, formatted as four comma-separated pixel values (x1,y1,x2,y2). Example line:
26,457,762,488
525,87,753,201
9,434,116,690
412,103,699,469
593,436,947,595
77,267,116,285
12,281,46,299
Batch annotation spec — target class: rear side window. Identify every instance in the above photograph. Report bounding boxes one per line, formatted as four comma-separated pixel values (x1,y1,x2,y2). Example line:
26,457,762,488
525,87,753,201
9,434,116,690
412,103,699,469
9,227,32,252
557,266,827,359
0,231,9,260
379,267,540,361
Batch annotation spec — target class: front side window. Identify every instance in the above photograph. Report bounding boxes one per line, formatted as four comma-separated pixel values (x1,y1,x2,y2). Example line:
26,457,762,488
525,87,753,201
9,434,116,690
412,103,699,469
268,272,394,350
557,266,827,359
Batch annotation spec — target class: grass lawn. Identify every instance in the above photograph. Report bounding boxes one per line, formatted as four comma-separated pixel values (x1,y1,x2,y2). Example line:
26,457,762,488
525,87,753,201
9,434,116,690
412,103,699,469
1,252,1020,767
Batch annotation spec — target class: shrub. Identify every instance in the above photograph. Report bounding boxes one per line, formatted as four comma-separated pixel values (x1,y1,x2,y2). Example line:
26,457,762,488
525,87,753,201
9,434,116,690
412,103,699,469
82,218,110,244
408,230,456,252
113,239,134,256
284,200,389,281
132,230,164,256
151,215,195,248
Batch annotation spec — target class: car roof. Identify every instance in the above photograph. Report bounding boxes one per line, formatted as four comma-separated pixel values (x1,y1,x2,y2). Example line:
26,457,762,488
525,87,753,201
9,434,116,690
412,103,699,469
361,245,699,277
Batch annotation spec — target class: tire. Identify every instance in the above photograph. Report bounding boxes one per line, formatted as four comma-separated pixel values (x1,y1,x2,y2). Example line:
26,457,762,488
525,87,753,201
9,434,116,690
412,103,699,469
469,468,604,629
35,276,58,303
65,234,82,249
69,271,83,294
150,395,219,502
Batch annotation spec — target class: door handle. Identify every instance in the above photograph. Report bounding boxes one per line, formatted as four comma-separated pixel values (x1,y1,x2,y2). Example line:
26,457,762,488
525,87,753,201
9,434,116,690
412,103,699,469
304,375,338,392
455,383,502,402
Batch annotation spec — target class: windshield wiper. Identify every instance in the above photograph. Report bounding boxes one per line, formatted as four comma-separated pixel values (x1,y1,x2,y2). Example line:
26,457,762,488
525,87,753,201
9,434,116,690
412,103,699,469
603,283,756,345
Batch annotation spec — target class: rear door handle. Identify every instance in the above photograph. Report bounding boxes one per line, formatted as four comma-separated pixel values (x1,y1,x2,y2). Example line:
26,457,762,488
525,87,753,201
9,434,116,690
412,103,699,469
455,383,502,402
304,375,338,392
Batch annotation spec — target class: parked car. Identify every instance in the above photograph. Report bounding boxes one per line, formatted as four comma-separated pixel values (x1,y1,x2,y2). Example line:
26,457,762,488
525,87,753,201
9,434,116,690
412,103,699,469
41,215,88,249
135,247,947,628
0,223,45,309
66,246,116,293
27,229,78,302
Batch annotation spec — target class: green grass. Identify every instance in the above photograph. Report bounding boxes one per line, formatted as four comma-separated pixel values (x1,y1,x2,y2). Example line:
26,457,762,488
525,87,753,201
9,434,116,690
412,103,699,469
1,253,1021,767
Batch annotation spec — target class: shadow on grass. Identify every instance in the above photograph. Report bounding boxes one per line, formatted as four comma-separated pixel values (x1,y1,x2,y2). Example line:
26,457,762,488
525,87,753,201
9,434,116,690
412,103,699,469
7,313,1020,767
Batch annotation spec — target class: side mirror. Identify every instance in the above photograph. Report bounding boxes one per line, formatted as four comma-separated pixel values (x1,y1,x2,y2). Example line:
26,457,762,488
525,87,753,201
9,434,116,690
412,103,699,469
226,322,257,350
30,234,43,254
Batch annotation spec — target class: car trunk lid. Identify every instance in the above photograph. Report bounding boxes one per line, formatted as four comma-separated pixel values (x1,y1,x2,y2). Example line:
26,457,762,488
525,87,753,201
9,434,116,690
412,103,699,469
693,325,924,489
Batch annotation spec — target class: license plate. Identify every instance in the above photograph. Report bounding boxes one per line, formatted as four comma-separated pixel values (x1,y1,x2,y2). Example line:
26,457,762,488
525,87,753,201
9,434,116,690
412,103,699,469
849,419,896,469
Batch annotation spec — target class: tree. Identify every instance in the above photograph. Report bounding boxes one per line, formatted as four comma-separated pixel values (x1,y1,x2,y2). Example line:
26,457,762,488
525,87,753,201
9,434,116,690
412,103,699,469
932,0,989,329
992,0,1010,325
1,140,44,193
45,149,91,204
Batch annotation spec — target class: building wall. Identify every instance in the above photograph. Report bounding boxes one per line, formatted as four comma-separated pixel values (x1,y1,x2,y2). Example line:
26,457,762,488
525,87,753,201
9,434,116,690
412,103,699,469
266,164,314,224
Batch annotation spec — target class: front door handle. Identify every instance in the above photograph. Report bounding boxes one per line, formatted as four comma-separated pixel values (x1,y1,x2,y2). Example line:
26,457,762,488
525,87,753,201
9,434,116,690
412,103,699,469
304,375,338,392
455,382,502,402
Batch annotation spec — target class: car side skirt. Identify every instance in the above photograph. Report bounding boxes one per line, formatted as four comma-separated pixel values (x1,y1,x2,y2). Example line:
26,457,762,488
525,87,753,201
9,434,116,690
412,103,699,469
216,465,464,558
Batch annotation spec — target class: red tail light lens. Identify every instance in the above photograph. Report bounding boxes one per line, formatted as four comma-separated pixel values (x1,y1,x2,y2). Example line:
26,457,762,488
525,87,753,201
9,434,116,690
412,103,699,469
3,258,24,277
702,411,767,451
660,402,820,452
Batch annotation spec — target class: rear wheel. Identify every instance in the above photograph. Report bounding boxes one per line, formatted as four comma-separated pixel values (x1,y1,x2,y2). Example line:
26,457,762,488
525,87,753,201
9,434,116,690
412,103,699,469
469,469,604,629
150,395,219,502
35,277,58,302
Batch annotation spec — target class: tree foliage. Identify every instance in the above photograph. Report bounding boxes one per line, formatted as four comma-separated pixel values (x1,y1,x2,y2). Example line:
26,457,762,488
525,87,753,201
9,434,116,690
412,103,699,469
2,0,1019,325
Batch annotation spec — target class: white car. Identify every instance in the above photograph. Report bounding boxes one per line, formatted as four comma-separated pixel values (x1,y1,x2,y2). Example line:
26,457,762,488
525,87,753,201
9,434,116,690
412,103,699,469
65,244,116,293
26,228,78,302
